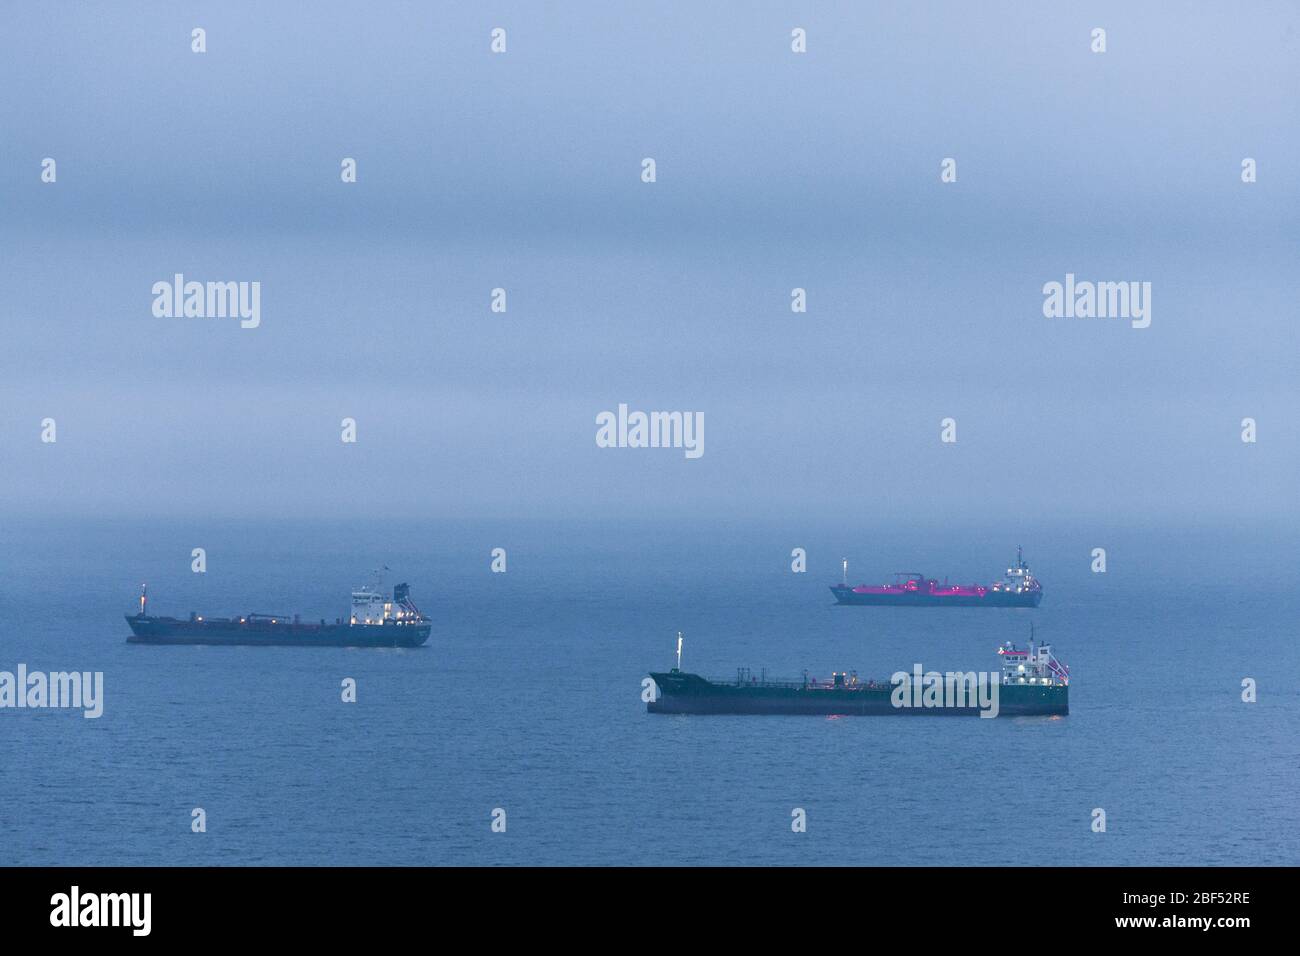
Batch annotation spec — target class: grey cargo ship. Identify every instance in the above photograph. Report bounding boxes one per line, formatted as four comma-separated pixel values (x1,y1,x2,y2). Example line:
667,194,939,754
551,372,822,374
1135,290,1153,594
125,580,431,647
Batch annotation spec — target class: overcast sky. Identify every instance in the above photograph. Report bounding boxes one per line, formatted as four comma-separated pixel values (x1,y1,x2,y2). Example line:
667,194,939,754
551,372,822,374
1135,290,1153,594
2,2,1296,523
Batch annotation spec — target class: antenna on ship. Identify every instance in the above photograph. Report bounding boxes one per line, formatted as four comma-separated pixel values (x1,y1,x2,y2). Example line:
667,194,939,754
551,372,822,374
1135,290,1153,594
676,632,683,671
1017,544,1024,568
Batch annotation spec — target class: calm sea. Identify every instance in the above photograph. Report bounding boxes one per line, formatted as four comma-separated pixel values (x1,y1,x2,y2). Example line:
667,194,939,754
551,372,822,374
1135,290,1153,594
1,517,1295,865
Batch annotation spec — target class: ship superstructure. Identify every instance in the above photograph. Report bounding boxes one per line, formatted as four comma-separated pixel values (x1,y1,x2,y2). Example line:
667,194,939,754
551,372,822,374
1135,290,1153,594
997,638,1069,687
991,547,1041,599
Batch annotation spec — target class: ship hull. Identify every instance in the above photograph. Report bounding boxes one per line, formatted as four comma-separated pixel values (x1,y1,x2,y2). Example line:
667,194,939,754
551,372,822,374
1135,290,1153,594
647,671,1066,717
830,585,1042,607
125,614,430,648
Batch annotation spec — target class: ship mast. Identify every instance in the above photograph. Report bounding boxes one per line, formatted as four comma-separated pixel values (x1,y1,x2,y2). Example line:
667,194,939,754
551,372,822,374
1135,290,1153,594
842,558,848,587
676,632,683,671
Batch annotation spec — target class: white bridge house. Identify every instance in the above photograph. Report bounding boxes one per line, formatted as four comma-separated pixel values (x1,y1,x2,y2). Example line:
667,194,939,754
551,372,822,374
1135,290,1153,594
998,641,1069,686
349,581,423,626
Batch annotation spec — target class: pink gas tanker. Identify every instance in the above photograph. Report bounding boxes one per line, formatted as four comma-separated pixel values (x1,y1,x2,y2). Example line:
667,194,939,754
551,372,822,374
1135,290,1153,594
831,547,1043,608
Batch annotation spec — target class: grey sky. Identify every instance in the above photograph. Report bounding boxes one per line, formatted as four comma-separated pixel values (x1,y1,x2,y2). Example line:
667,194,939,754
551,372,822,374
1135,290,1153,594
2,2,1296,522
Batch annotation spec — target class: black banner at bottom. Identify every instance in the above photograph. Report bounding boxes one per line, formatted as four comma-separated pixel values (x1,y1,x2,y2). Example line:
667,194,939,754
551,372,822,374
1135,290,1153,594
0,866,1275,940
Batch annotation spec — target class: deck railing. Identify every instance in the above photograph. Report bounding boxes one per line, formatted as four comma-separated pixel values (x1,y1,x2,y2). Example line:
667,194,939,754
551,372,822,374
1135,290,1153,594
716,676,894,691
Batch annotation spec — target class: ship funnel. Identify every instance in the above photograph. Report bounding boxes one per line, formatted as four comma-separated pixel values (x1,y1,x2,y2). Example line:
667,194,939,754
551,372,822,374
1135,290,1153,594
394,582,410,603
